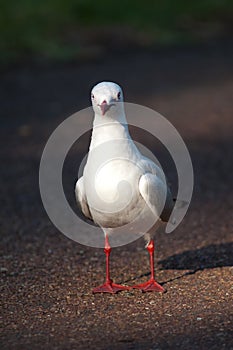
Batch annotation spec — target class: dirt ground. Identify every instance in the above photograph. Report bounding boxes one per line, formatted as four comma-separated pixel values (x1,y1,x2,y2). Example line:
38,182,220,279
0,42,233,349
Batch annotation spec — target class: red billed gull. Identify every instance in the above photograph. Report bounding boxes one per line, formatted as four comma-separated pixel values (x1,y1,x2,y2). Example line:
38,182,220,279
75,81,174,293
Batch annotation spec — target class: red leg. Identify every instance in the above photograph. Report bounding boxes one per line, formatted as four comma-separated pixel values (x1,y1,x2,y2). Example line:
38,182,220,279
93,235,130,294
132,239,165,292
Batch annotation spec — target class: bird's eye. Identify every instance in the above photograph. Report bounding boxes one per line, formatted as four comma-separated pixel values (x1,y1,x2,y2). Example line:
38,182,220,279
91,93,94,99
117,91,121,100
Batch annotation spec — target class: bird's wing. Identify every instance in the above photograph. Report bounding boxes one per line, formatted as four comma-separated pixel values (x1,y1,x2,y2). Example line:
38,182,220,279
160,184,174,222
75,176,93,221
139,156,165,179
139,173,174,223
139,157,174,222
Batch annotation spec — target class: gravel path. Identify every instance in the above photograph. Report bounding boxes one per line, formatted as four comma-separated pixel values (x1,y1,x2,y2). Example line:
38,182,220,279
1,43,233,349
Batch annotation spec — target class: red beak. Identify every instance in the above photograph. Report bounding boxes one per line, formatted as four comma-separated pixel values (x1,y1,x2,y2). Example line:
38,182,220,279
100,100,109,116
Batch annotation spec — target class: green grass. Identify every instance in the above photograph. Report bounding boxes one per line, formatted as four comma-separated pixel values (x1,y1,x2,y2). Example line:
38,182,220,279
0,0,232,64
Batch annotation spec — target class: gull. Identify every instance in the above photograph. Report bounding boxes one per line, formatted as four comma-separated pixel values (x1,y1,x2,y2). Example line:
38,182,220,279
75,81,174,293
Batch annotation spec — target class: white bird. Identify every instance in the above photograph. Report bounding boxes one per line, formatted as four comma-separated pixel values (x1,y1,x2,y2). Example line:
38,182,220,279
75,81,174,293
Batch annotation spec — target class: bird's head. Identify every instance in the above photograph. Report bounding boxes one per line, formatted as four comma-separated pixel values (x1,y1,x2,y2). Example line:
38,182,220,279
91,81,124,119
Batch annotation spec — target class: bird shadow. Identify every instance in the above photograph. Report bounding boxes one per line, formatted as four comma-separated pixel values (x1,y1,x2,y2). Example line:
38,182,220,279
159,242,233,270
124,243,233,285
158,242,233,285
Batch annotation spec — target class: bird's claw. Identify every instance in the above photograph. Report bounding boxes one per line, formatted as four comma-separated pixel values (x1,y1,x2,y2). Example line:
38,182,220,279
132,279,165,293
93,281,131,294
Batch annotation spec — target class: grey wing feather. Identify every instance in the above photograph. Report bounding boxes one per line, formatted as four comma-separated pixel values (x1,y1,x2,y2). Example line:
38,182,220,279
75,177,93,221
139,173,167,220
160,185,174,222
139,157,174,222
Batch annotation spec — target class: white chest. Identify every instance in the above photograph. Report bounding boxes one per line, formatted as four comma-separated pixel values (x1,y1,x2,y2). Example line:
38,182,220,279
84,157,142,213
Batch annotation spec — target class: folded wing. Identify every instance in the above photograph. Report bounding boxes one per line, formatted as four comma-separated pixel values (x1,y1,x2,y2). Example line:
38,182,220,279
75,176,93,221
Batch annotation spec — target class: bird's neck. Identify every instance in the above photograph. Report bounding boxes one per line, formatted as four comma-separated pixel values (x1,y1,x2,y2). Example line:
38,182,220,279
90,113,130,150
93,111,127,126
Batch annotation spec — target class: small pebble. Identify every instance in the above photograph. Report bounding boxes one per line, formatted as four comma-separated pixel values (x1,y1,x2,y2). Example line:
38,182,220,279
0,267,8,272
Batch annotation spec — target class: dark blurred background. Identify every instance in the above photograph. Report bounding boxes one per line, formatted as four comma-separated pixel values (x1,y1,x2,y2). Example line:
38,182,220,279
1,0,233,66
